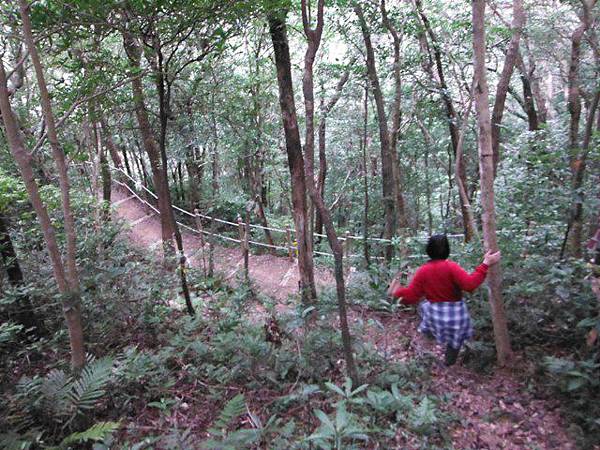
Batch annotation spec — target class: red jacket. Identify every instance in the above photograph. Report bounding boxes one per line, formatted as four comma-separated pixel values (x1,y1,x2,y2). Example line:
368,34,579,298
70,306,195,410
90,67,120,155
392,259,488,304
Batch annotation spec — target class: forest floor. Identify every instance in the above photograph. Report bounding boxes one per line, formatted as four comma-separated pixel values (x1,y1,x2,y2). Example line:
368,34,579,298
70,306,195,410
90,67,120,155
111,185,577,449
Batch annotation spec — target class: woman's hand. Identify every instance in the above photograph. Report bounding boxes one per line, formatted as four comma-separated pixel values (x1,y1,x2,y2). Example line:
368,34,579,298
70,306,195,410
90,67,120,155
483,250,501,266
388,278,401,297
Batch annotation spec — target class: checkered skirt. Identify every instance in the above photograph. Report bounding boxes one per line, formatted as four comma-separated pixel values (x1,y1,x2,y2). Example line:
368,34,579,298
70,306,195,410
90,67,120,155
418,300,473,349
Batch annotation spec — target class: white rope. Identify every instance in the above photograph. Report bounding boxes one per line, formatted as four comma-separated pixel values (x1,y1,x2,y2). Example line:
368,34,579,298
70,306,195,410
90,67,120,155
114,180,160,214
247,222,288,234
110,165,562,249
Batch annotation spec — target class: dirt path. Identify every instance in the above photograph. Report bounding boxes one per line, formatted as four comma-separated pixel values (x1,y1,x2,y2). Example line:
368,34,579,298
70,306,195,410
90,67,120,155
111,185,334,301
354,309,576,449
112,185,576,449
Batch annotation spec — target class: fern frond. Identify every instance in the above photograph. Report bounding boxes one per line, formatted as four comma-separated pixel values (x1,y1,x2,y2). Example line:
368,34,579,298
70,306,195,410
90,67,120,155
208,394,246,436
40,369,71,417
58,421,120,447
0,430,43,450
67,357,113,414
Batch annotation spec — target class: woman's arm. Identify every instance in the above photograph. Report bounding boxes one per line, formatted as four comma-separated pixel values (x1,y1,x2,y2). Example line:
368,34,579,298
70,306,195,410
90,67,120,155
388,269,425,305
450,251,501,292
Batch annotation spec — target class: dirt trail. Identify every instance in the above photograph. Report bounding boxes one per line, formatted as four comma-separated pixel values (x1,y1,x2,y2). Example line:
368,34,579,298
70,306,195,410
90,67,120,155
112,185,576,449
111,185,334,301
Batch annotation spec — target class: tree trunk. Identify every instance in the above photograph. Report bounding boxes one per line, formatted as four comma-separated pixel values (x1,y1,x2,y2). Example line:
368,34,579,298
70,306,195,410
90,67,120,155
490,0,526,176
149,30,195,316
0,59,85,370
300,0,358,382
99,126,112,221
565,89,600,259
381,0,409,232
99,118,123,168
18,0,85,370
515,52,541,131
565,0,597,257
268,9,317,304
355,4,395,262
122,28,175,256
414,0,471,238
361,79,371,266
472,0,512,366
455,83,479,243
0,214,41,335
314,95,326,242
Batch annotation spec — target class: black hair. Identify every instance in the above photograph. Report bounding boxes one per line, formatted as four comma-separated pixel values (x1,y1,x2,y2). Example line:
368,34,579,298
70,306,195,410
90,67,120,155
426,234,450,260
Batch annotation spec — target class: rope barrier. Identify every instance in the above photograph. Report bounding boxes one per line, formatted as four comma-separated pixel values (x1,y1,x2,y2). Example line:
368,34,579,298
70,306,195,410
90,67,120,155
108,164,562,254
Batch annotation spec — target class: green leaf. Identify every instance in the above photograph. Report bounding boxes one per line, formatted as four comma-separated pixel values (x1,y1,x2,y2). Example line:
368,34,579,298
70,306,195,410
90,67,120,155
314,409,335,433
324,382,346,397
58,421,120,448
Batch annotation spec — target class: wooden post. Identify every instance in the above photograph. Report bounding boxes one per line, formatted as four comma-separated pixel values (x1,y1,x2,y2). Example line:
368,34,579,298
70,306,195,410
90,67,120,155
194,208,207,276
208,213,215,278
237,216,244,243
344,231,351,258
244,210,250,281
285,226,293,261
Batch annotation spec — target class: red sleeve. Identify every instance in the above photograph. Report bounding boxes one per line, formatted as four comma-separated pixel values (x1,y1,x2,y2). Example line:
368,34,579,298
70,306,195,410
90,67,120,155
449,261,489,292
392,267,425,305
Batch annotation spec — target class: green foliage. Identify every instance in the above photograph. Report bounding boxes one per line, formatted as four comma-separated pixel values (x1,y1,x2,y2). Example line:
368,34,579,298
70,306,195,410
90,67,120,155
324,377,369,406
306,405,369,450
1,357,116,447
542,354,600,447
203,394,260,449
55,421,120,449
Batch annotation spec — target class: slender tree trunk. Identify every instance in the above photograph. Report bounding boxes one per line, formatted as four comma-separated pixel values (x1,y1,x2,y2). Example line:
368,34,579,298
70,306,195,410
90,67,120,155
565,0,597,257
414,0,471,238
381,0,408,231
151,37,195,315
0,60,84,370
0,215,41,335
472,0,512,366
300,0,358,382
314,61,353,241
565,89,600,258
98,126,112,221
99,118,123,168
455,83,479,242
122,29,175,256
355,4,395,262
515,53,540,132
361,80,371,266
314,92,326,242
491,0,526,176
268,9,317,304
121,143,133,179
424,144,433,234
18,0,85,370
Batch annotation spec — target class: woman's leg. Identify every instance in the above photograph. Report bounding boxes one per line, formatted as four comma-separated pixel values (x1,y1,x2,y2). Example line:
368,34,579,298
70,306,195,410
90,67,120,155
445,344,460,366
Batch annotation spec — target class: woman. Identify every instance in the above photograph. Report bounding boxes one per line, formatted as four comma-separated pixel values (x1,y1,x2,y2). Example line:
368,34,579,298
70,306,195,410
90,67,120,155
388,234,501,366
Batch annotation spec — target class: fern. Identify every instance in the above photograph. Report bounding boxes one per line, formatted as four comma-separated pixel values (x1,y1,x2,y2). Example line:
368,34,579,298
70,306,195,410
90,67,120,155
208,393,246,435
56,421,120,449
204,394,260,449
67,357,113,414
40,369,71,418
6,356,115,434
0,430,43,450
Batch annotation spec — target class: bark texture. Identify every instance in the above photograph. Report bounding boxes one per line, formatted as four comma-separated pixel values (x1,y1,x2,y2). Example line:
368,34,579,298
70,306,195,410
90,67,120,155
18,0,85,370
268,10,317,304
122,28,175,255
301,0,358,382
490,0,526,175
355,4,395,262
472,0,512,366
0,59,84,370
